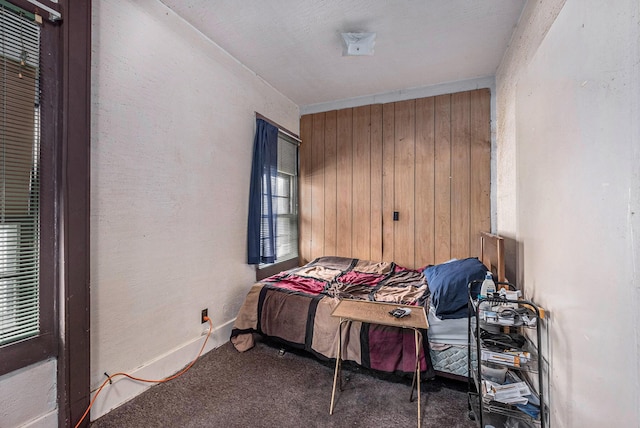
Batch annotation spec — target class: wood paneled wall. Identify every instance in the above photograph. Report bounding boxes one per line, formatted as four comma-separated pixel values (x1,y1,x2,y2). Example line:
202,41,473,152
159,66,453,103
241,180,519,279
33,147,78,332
299,89,490,269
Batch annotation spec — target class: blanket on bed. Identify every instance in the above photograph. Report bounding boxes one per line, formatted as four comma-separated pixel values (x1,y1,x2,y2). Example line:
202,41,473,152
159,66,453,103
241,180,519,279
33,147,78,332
231,256,435,378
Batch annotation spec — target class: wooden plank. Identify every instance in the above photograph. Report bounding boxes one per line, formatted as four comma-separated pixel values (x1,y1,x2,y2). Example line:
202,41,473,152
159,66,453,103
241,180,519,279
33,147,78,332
381,103,395,262
310,113,325,260
298,114,313,264
415,97,436,267
352,105,371,260
393,99,416,268
323,110,338,256
480,232,505,282
336,108,353,257
450,91,471,259
470,89,491,257
434,95,451,263
370,104,383,261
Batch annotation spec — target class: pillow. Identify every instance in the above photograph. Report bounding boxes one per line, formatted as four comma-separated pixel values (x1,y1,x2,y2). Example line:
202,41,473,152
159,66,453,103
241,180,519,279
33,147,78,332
424,257,488,319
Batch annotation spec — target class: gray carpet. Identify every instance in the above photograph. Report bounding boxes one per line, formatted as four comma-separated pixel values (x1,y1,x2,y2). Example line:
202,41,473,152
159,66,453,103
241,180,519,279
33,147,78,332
91,338,476,428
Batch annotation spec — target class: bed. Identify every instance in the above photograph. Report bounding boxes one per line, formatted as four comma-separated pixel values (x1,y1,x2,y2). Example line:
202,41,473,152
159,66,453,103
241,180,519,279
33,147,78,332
231,232,505,381
427,233,506,379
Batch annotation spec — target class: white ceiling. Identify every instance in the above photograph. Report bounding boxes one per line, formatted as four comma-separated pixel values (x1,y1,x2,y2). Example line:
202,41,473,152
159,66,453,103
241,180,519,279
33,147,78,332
159,0,527,108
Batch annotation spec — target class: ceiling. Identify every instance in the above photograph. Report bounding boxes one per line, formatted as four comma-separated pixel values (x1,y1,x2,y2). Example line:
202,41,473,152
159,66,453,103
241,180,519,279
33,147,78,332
159,0,527,108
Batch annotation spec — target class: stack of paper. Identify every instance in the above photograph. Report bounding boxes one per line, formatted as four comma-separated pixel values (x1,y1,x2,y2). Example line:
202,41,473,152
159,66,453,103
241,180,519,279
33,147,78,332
482,379,532,405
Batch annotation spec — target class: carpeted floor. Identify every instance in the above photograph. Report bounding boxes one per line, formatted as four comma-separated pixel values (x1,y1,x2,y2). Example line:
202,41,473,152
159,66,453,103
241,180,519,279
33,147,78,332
90,338,476,428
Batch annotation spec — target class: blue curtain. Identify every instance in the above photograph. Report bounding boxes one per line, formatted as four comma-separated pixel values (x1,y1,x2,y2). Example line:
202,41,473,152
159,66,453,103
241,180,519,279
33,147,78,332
247,119,279,264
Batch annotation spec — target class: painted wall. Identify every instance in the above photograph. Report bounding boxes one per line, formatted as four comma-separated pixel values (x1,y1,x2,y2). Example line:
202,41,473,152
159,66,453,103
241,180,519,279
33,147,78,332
89,0,298,420
0,359,57,427
496,0,640,426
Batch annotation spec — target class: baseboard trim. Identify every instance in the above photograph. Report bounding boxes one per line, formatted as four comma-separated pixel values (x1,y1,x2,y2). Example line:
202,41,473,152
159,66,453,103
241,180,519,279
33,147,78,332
21,409,58,428
89,318,235,421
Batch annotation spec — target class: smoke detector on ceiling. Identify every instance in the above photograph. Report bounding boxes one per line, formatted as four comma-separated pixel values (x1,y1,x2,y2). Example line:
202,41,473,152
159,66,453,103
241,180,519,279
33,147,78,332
341,32,376,56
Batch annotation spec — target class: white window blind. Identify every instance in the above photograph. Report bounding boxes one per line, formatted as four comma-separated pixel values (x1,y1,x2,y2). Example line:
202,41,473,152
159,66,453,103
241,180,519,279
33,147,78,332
0,5,41,346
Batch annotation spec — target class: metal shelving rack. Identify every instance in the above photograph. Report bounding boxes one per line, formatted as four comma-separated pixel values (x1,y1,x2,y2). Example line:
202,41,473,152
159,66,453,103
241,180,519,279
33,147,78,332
467,281,547,428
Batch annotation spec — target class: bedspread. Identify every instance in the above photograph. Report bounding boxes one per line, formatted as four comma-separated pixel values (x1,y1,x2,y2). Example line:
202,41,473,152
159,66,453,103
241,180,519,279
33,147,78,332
231,256,434,378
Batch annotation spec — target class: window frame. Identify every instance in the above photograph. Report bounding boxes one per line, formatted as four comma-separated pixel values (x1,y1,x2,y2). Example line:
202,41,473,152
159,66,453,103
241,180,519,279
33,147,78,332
0,0,57,377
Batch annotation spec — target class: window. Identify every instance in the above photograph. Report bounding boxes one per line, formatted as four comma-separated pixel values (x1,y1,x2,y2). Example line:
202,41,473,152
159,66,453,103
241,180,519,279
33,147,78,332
0,4,42,347
0,0,91,420
254,129,300,280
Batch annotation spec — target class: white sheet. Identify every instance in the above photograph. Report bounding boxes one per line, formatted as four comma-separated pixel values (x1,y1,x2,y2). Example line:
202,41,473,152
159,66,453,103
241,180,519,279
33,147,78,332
427,304,469,345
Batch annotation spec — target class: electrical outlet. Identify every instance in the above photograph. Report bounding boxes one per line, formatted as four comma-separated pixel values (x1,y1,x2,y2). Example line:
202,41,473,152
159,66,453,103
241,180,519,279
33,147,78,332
201,308,208,324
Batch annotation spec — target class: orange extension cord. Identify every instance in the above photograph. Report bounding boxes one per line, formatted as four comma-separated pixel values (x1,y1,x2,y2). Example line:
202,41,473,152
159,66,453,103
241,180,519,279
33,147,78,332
74,316,213,428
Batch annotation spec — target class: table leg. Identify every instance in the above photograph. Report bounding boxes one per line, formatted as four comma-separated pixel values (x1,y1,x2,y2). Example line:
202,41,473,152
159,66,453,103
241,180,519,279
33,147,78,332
329,318,344,415
413,329,423,428
410,328,422,402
